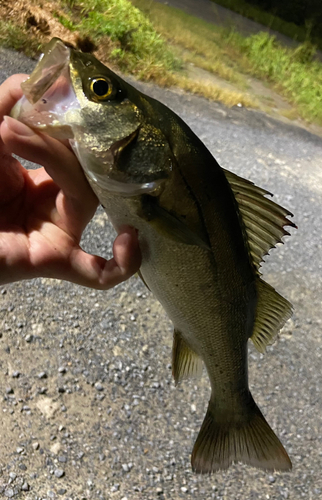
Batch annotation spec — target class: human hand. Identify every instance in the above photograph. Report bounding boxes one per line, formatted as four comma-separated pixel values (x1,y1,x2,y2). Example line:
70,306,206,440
0,75,141,288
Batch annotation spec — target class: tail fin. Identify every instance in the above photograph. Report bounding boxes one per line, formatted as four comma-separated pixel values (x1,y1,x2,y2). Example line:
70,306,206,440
191,398,291,473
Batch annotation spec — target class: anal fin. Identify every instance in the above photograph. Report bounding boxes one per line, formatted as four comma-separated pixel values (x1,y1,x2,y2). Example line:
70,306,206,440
251,278,293,353
172,329,203,385
191,395,292,473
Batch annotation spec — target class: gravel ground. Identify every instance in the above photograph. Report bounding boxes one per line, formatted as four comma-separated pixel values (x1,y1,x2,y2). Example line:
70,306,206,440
1,46,322,500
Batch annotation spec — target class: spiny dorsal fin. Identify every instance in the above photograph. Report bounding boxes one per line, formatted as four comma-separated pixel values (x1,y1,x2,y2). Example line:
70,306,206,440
224,169,296,271
251,278,293,353
172,329,203,385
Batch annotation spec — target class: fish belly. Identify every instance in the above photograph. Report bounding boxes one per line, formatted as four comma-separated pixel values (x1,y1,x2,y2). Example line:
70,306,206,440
102,192,250,406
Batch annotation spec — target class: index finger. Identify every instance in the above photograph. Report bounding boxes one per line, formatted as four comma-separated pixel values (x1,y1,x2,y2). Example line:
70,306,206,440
0,74,29,122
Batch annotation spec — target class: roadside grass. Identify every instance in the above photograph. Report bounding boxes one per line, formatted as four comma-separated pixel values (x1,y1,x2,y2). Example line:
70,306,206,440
1,0,322,124
172,75,254,107
132,0,251,87
60,0,181,82
0,20,41,57
132,0,322,125
242,32,322,122
211,0,321,50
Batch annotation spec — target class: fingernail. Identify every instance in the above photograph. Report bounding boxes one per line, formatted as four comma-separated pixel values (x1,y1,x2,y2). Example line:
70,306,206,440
3,115,34,137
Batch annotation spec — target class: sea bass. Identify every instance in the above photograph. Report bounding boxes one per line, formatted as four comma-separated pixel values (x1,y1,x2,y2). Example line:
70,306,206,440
11,38,295,473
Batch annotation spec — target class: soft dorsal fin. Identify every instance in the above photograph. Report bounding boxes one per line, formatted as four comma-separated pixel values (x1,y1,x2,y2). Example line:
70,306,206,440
251,278,293,353
172,329,203,385
224,169,296,271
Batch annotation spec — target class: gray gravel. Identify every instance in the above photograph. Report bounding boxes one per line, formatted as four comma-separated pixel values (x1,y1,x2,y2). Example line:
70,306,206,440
1,45,322,499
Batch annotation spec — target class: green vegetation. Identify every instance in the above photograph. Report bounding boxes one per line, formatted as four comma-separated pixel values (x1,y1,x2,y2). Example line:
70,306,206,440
133,0,250,86
1,0,322,125
62,0,181,81
212,0,322,44
242,32,322,122
211,0,321,49
132,0,322,124
52,12,76,31
0,20,41,57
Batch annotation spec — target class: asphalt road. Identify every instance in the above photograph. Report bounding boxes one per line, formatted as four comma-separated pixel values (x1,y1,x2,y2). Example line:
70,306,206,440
1,45,322,500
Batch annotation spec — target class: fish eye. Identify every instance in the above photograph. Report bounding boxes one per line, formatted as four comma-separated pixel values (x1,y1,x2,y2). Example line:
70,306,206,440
90,78,113,100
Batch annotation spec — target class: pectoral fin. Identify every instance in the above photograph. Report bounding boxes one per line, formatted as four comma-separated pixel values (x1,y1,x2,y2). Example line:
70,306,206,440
140,195,210,250
137,270,151,291
172,329,203,385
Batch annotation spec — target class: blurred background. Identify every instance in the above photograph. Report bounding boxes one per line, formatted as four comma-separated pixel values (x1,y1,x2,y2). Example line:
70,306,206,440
1,0,322,135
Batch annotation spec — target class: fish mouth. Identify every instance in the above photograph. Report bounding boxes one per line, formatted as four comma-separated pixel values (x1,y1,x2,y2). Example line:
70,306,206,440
11,38,80,140
10,37,166,197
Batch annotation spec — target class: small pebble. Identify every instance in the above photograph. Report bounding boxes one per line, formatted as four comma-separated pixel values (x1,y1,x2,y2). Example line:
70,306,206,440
94,382,104,392
12,371,20,378
16,447,24,454
58,489,67,495
5,387,14,394
21,482,29,491
9,472,16,480
25,335,33,343
54,469,65,478
4,488,15,498
58,366,67,374
38,371,47,379
32,442,39,450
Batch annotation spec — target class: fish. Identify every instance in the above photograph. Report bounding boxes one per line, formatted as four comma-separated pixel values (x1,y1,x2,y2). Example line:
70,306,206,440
11,38,295,473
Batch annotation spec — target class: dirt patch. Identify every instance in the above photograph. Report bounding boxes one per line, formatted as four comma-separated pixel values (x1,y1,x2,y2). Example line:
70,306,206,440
0,0,117,69
1,0,77,46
